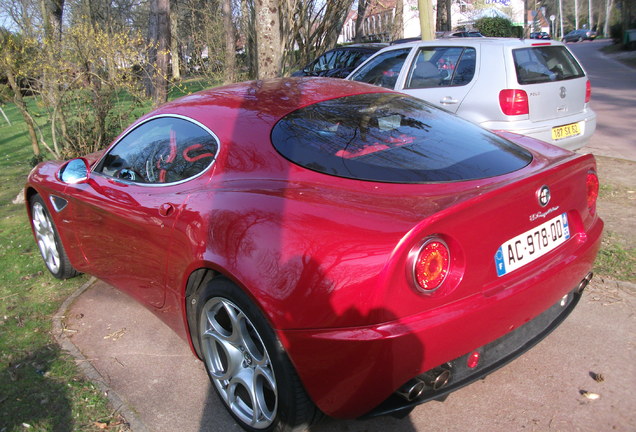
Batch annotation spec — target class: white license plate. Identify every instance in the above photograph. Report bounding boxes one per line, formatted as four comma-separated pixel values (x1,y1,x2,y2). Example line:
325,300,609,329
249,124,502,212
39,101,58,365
495,213,570,277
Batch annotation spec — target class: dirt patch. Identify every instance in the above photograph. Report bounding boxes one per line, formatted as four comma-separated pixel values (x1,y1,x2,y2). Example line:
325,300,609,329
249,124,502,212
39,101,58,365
594,156,636,282
596,156,636,246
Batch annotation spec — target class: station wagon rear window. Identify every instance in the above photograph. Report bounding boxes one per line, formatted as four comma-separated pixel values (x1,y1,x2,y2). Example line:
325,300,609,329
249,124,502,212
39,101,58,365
272,93,532,183
513,46,585,85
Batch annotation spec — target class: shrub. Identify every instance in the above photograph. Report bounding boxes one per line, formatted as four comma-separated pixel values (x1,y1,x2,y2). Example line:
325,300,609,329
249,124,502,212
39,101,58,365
475,17,517,37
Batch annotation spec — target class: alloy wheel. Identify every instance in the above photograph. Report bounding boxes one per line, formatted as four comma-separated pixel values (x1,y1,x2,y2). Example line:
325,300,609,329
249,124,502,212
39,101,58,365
200,297,278,429
31,201,61,274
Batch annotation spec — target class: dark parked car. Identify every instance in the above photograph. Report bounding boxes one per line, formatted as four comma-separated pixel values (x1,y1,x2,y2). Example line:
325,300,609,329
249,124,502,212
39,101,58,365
290,44,387,78
530,31,551,39
27,78,602,431
562,29,597,42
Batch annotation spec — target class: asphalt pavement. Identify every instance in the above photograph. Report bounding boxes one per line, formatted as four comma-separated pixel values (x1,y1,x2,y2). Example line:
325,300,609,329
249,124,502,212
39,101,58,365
55,40,636,431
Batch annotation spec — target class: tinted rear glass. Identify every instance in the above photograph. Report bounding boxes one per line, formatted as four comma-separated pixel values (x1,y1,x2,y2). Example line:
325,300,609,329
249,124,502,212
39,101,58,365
513,46,585,84
272,93,532,183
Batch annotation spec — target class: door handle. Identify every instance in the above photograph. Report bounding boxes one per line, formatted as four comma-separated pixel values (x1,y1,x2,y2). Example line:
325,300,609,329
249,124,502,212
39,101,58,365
159,203,175,217
440,97,459,105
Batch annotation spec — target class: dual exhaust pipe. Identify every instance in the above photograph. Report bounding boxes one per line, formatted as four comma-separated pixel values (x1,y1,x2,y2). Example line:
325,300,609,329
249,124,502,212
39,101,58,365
397,272,594,403
577,272,594,293
396,366,452,402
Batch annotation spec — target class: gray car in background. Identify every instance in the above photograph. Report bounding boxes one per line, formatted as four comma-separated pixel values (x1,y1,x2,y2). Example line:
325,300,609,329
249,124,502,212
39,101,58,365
347,38,596,150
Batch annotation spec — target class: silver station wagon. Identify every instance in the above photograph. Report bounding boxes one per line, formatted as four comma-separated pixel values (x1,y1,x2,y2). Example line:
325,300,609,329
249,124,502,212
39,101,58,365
347,38,596,150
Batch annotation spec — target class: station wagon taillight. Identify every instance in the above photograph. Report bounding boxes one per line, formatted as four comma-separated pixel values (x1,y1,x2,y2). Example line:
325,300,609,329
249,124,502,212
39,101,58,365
413,238,450,292
585,80,592,103
586,171,599,215
499,89,529,116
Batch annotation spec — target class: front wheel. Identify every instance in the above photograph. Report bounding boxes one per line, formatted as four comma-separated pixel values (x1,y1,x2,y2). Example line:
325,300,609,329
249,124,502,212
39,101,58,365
196,278,320,431
29,194,79,279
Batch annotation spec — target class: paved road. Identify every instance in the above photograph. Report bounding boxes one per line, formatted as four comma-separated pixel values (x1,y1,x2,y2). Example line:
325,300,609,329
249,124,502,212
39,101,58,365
569,40,636,162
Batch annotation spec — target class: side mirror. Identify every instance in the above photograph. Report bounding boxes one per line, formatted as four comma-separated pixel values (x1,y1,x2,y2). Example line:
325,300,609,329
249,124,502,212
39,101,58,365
59,158,90,184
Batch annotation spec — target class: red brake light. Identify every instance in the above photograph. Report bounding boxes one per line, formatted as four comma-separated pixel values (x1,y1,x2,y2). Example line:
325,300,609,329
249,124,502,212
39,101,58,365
413,239,450,292
585,80,591,103
586,171,599,215
499,89,529,116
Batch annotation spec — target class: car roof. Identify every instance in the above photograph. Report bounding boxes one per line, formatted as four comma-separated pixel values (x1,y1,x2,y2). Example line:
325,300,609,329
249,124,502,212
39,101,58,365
329,43,388,52
388,37,565,49
145,78,393,140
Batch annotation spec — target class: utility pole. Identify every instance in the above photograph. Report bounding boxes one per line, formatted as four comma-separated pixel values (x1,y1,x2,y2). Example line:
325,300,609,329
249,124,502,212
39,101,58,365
588,0,593,29
574,0,580,29
418,0,435,40
559,0,564,38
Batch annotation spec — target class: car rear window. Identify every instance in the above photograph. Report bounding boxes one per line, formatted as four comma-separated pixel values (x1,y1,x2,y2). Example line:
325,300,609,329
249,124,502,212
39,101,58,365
271,93,532,183
513,46,585,84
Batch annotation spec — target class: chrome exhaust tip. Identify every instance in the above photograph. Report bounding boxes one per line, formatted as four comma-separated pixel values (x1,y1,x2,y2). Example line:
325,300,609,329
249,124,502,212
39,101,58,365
577,272,594,293
420,366,452,391
396,378,426,402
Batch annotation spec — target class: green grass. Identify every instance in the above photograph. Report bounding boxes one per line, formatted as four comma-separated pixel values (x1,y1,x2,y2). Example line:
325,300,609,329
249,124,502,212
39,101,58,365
0,100,125,431
0,77,216,431
595,232,636,282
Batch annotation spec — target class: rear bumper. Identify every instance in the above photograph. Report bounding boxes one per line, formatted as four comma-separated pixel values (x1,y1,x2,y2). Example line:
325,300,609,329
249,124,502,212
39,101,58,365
480,109,596,151
279,217,603,419
364,279,588,418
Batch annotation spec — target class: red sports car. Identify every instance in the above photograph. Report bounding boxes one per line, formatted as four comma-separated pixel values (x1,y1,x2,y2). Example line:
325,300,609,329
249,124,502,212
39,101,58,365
26,78,603,431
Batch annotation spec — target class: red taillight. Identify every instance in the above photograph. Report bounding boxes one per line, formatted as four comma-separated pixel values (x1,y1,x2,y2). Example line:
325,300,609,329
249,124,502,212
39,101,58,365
414,239,450,292
585,80,591,103
586,171,599,215
499,89,529,116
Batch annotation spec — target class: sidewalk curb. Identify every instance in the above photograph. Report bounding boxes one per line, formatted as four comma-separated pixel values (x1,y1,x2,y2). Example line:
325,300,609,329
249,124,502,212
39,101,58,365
598,277,636,291
52,277,150,432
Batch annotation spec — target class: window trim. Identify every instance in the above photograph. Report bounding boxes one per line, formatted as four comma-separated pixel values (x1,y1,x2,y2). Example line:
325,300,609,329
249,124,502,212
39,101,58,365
92,114,221,188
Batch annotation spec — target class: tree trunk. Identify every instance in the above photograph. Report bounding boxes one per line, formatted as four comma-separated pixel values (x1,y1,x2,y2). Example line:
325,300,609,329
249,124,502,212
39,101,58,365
241,0,258,79
39,0,65,42
145,0,158,98
603,0,613,38
153,0,171,106
354,0,368,42
322,0,354,49
222,0,236,83
5,69,40,156
254,0,282,78
170,2,181,80
392,0,404,41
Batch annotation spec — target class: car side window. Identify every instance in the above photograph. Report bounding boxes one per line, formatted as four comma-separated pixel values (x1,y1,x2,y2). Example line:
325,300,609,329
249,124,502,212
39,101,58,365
405,47,475,89
311,51,336,73
349,48,410,89
96,117,218,184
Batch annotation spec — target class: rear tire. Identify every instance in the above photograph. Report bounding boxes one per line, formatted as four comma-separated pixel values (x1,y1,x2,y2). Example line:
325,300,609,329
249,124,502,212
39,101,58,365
195,277,320,431
29,194,79,279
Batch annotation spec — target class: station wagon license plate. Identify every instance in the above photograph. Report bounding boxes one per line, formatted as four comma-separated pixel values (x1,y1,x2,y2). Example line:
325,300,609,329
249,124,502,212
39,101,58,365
495,213,570,276
551,122,582,141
